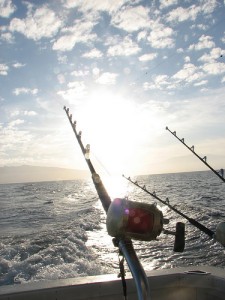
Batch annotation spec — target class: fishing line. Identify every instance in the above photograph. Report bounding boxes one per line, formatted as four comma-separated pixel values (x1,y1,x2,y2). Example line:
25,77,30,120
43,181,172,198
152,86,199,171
91,152,112,177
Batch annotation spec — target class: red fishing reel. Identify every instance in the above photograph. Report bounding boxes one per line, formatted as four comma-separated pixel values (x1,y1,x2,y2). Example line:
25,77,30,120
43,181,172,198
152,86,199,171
107,198,163,241
106,198,185,252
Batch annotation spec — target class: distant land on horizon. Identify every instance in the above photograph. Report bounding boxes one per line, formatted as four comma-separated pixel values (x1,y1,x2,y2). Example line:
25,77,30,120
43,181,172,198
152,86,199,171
0,165,90,184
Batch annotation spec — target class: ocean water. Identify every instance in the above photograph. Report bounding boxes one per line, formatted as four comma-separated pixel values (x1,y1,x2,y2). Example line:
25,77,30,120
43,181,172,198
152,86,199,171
0,171,225,286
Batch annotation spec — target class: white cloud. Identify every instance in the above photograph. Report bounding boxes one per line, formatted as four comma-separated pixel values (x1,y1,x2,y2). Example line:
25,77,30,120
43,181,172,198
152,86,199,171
57,54,68,64
10,110,37,117
139,52,158,62
53,20,97,51
168,88,225,129
82,48,103,58
194,80,208,86
95,72,118,85
0,0,16,18
198,48,225,63
9,6,63,41
62,0,128,14
12,62,26,68
137,19,175,49
0,0,224,173
13,88,38,96
222,31,225,43
24,111,37,116
71,69,89,77
167,1,218,23
189,35,215,51
184,56,191,63
159,0,178,9
0,124,33,165
0,31,14,43
137,30,148,42
172,63,203,82
104,35,120,46
0,63,9,75
201,0,218,14
167,5,200,23
147,23,175,49
111,5,150,32
201,62,225,75
57,81,86,101
155,74,169,85
92,67,100,76
10,110,20,117
191,23,209,31
177,48,184,53
8,119,25,128
53,34,78,51
143,74,170,90
107,36,141,56
67,81,83,88
57,74,65,84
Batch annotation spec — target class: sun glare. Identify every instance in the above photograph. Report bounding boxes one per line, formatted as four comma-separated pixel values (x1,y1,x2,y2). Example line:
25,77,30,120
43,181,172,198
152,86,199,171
103,175,129,199
74,89,165,176
75,90,136,172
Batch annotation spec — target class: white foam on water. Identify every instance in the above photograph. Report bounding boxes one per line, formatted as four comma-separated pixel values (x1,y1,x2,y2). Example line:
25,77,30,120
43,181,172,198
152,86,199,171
0,172,225,286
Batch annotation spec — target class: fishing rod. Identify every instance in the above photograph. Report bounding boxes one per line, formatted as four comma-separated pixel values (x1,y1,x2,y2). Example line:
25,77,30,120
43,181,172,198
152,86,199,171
63,106,111,212
64,106,151,300
123,175,214,238
123,175,225,247
166,126,225,183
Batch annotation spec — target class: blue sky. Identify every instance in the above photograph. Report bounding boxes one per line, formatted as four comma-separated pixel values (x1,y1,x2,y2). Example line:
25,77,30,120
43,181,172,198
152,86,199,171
0,0,225,176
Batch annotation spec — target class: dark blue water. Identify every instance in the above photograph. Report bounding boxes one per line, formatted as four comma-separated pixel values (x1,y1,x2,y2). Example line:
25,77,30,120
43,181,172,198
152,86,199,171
0,171,225,286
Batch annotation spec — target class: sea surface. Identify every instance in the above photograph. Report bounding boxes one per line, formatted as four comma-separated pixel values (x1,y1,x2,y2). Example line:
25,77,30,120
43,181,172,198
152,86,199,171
0,171,225,286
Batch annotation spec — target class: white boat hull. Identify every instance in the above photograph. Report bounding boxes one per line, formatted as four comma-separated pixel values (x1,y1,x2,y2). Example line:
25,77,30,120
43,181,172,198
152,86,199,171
0,266,224,300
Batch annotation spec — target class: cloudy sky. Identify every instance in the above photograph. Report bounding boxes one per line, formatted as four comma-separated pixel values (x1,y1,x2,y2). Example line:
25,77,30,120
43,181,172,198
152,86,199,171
0,0,225,178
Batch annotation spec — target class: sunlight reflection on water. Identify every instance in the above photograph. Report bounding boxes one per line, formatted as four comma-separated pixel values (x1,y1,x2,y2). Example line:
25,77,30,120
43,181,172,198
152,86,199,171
0,171,225,285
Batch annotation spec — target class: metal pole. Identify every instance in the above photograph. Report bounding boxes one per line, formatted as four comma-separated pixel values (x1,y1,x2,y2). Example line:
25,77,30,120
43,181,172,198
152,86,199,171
119,239,150,300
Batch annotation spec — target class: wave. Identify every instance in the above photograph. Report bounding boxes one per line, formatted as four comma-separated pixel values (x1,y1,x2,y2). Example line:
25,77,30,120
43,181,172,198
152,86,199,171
0,171,225,286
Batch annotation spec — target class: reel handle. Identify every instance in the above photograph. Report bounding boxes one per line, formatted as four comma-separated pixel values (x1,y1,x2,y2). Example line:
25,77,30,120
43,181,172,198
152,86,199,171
174,222,185,252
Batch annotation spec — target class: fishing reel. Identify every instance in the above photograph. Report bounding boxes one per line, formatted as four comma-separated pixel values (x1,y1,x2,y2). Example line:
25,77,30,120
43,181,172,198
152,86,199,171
106,198,185,252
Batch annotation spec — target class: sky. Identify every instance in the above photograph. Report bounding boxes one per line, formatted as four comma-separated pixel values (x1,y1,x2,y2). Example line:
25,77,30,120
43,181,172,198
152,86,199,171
0,0,225,178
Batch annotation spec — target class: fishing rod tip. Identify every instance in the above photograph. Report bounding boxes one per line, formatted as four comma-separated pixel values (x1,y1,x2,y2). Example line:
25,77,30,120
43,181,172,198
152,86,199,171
165,126,168,130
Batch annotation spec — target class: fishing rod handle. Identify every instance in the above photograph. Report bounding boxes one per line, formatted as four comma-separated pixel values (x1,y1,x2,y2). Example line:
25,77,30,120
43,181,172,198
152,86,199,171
118,239,151,300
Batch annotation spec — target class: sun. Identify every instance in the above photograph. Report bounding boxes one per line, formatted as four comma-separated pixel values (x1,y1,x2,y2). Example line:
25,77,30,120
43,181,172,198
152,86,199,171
75,89,138,174
72,88,165,178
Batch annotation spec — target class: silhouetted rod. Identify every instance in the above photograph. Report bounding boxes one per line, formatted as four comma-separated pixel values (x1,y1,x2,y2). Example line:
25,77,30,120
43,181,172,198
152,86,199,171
64,106,111,212
166,126,225,183
123,175,215,238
